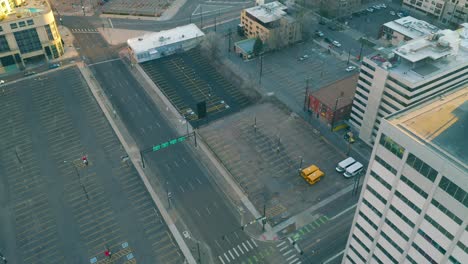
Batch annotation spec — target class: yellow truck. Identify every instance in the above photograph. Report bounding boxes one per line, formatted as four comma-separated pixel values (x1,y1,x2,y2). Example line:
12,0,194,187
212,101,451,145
301,165,325,185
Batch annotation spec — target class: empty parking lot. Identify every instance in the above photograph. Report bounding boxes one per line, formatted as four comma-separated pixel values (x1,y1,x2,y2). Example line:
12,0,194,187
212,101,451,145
199,102,354,226
0,66,182,263
141,48,254,126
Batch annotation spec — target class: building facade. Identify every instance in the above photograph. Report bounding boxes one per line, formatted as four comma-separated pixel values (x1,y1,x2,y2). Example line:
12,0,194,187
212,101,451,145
343,85,468,264
240,1,302,50
349,25,468,146
402,0,467,26
0,0,63,72
308,74,358,128
379,16,439,47
127,24,204,63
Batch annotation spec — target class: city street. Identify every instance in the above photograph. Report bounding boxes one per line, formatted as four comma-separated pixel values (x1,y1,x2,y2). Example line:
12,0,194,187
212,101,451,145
66,17,290,263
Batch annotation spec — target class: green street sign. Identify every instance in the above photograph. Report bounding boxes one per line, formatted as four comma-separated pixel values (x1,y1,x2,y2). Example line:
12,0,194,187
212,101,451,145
151,135,189,152
152,145,161,151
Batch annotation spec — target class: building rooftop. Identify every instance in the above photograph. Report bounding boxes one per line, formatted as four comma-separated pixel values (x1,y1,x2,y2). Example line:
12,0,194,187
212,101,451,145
311,74,359,109
383,16,439,40
127,24,204,54
367,25,468,84
244,1,288,24
388,84,468,170
235,38,256,55
1,0,51,22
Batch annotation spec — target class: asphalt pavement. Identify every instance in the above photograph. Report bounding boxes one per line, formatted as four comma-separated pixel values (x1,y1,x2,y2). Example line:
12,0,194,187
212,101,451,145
66,17,276,263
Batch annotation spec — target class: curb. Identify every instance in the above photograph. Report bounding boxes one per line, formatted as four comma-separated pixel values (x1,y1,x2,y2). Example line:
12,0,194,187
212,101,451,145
77,63,197,264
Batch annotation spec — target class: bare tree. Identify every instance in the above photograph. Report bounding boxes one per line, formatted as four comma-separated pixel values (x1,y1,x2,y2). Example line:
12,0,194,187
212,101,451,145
200,31,223,60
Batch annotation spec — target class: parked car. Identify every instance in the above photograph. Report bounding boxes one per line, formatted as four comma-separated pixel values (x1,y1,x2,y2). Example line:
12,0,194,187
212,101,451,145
366,7,374,12
49,63,61,69
24,71,36,76
315,30,324,37
390,11,396,16
381,3,387,8
397,12,404,17
298,55,309,61
0,80,5,84
373,5,380,10
346,66,356,72
332,41,342,47
324,37,332,43
319,20,326,25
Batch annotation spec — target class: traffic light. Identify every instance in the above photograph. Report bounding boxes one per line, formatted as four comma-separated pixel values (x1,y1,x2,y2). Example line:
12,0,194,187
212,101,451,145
197,101,207,119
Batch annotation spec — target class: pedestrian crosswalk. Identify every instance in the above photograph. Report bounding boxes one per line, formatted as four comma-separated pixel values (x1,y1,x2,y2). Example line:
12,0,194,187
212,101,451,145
71,28,99,33
218,238,259,263
276,240,302,264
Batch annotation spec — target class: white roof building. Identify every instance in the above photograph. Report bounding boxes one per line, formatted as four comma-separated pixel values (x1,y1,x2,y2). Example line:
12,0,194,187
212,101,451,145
244,1,288,24
127,24,205,62
382,16,439,40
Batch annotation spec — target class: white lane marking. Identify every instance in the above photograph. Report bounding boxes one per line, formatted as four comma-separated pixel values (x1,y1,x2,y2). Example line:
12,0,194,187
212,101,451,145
179,185,185,193
156,122,161,127
289,258,300,264
323,249,345,264
246,240,253,249
188,182,195,190
165,163,171,171
283,249,293,256
234,232,239,239
233,247,239,257
330,203,358,220
225,235,231,244
250,238,258,247
108,18,114,28
223,253,230,262
277,241,287,247
206,207,212,215
214,240,222,249
237,245,244,254
195,209,201,217
286,254,296,261
242,242,249,252
86,58,120,66
196,178,202,184
279,245,289,252
228,250,235,260
218,256,225,264
174,160,180,167
182,157,187,163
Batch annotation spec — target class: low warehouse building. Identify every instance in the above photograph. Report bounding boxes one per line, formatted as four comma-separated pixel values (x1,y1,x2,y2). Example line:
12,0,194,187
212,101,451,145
127,24,205,63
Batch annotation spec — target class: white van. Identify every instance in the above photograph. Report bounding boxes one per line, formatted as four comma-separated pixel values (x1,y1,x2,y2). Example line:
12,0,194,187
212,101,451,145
336,157,356,173
344,162,364,178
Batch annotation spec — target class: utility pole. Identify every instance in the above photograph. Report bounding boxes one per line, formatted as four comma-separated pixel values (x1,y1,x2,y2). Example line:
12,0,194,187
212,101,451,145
254,116,257,134
214,16,217,32
200,5,203,28
197,242,201,263
227,28,232,53
347,49,351,66
259,53,264,84
358,38,365,61
330,92,345,132
303,78,310,112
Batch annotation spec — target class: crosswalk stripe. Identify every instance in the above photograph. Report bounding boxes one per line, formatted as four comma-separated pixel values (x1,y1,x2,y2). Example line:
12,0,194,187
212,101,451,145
279,245,289,252
228,250,235,260
250,238,258,247
283,249,293,256
233,247,239,257
289,257,300,264
286,254,296,261
237,245,244,254
246,240,254,249
277,241,286,247
218,255,226,264
242,242,249,252
224,253,230,262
